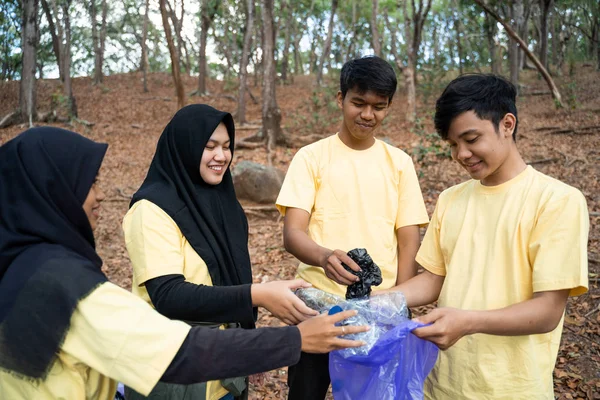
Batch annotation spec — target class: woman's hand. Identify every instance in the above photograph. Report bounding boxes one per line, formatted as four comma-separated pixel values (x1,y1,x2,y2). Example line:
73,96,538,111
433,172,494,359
251,279,319,325
297,310,369,353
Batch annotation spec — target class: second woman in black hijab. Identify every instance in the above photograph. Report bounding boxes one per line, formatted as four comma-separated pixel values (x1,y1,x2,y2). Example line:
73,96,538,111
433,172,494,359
123,104,318,400
0,126,367,400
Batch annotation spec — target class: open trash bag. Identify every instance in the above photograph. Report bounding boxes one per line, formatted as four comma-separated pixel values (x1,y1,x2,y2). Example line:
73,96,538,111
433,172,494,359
295,288,439,400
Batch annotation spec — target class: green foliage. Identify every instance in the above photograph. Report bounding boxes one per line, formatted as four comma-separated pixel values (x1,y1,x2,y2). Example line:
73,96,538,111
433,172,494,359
0,0,21,80
410,117,451,165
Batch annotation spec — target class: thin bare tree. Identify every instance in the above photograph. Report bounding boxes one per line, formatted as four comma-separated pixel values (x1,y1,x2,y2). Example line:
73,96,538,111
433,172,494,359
160,0,185,109
237,0,254,124
474,0,564,107
20,0,38,126
260,0,286,161
316,0,338,85
141,0,150,92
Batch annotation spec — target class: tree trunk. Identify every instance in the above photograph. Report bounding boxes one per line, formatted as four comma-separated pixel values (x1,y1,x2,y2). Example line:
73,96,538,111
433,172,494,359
345,0,358,60
90,0,107,84
198,0,216,94
260,0,285,152
237,0,254,124
454,5,463,75
539,0,553,70
402,0,432,123
141,0,150,92
474,0,564,107
160,0,185,109
484,6,500,74
98,0,107,83
280,0,291,83
370,0,381,57
508,0,523,88
316,0,338,85
62,0,77,118
292,21,304,75
41,0,63,81
20,0,38,125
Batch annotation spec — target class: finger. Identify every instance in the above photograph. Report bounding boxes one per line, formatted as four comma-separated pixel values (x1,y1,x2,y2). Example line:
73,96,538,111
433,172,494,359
411,325,439,339
340,324,370,335
331,338,367,349
338,254,361,272
327,268,355,286
331,258,360,281
287,279,313,289
291,297,319,316
326,309,358,324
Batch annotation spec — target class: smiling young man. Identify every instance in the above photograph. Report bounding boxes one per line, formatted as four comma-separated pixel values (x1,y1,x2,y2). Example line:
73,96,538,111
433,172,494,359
380,74,589,399
276,56,429,399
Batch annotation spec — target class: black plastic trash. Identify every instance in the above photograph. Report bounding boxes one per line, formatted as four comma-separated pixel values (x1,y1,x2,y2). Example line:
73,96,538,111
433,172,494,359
342,248,382,299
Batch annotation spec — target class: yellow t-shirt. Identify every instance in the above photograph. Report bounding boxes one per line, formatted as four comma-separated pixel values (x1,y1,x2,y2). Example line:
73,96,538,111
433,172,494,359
417,166,589,399
276,133,429,297
0,282,190,400
123,199,228,400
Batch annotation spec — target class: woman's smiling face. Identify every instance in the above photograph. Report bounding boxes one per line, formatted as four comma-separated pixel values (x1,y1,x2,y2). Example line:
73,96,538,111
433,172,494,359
199,122,232,185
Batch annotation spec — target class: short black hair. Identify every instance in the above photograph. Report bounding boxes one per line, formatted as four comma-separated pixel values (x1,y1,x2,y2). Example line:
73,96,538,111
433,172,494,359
340,56,397,102
434,74,519,141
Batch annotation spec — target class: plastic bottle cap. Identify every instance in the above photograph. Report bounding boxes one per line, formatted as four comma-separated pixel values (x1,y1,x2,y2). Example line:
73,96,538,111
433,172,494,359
328,305,343,315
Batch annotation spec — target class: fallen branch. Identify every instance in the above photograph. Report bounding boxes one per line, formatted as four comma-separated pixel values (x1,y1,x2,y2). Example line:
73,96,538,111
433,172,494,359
246,87,258,105
236,124,262,131
524,90,551,96
534,126,561,132
526,157,559,165
0,111,18,129
236,140,264,149
549,126,599,135
590,212,600,217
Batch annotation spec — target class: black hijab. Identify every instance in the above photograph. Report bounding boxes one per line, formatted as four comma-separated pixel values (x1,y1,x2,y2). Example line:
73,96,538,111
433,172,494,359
0,127,108,380
131,104,252,288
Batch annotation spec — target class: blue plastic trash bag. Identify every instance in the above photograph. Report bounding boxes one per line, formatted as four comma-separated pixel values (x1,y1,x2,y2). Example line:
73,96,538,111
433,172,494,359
330,319,438,400
295,288,439,400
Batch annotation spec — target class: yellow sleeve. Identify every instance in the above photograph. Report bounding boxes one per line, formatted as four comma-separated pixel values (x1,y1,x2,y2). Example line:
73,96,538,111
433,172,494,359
395,156,429,229
529,189,589,296
275,148,317,216
123,200,185,285
61,283,191,396
415,194,446,276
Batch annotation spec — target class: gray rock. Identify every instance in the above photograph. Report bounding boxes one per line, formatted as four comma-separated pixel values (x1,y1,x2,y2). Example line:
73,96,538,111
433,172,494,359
231,161,285,203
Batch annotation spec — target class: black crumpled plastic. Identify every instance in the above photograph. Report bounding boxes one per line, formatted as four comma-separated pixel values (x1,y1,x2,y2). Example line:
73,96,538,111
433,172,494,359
342,248,382,299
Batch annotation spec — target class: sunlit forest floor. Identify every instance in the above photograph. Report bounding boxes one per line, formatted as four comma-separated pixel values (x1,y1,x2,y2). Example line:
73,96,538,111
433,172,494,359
1,65,598,399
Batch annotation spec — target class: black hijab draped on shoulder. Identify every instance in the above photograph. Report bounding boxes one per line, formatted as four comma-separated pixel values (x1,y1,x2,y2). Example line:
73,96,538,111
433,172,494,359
0,127,108,380
131,104,252,288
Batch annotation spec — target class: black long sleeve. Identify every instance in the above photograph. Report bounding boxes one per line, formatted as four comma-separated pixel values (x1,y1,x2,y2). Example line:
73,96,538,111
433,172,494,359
145,274,255,325
161,325,302,384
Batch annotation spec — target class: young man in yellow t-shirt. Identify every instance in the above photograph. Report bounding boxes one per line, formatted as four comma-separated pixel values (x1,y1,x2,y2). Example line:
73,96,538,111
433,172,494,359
381,74,589,399
276,55,430,399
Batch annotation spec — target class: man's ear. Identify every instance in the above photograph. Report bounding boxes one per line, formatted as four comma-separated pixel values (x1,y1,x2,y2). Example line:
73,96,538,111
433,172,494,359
337,91,344,109
501,113,517,138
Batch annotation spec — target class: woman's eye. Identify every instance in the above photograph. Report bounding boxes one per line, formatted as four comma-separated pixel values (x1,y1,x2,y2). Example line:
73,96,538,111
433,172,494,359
466,138,478,144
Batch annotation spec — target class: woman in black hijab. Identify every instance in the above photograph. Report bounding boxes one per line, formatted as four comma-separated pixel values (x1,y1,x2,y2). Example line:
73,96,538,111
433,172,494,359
123,104,319,400
0,127,367,400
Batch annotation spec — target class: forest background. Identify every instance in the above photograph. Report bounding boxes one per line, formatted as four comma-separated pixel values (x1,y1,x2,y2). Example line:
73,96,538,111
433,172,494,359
1,0,599,398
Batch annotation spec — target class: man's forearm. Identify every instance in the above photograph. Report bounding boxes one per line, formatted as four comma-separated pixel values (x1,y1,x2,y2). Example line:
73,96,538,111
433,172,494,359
283,227,330,268
465,290,570,336
378,269,444,307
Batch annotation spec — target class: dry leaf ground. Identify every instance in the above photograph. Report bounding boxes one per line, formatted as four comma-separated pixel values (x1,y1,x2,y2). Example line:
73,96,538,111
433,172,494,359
1,66,598,399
